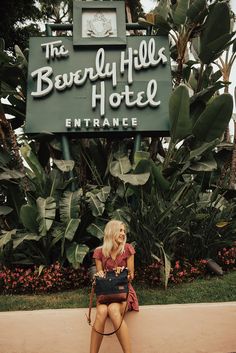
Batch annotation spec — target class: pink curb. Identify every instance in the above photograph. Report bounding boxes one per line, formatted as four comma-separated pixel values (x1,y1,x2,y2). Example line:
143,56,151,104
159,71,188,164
0,303,236,353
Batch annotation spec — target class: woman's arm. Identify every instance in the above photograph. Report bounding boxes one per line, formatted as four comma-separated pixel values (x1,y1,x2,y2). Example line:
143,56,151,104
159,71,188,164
127,254,134,280
95,259,105,277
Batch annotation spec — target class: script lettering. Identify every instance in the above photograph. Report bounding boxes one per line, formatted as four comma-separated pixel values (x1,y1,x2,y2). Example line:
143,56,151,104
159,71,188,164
41,40,69,61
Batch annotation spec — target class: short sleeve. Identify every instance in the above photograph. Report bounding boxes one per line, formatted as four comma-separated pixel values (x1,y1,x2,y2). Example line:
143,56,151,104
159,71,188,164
93,247,103,261
125,243,135,257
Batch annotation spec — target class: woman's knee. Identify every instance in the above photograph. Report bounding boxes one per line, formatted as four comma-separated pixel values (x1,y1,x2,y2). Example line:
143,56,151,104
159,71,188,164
107,303,122,319
96,304,108,322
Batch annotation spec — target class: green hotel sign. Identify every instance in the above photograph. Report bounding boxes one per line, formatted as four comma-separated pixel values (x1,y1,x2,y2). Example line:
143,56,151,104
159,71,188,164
26,36,172,135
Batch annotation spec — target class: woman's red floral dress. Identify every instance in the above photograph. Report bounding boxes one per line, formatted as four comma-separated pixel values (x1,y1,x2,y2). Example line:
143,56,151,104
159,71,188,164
93,243,139,311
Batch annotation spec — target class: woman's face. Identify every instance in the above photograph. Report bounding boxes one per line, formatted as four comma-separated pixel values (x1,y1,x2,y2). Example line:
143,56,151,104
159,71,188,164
113,224,126,247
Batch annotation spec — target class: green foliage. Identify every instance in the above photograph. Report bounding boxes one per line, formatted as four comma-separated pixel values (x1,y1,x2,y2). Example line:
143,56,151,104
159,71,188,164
0,144,88,268
20,204,38,232
152,1,171,32
115,172,150,186
36,197,56,236
169,84,191,142
63,220,80,241
172,0,190,25
20,144,47,195
110,155,132,176
0,143,25,230
59,190,82,221
0,44,27,130
86,186,111,217
0,167,24,180
186,0,206,23
66,243,89,269
192,94,233,142
199,2,234,64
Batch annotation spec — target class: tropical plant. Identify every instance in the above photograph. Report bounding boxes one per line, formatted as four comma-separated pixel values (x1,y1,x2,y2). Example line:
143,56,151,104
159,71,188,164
140,0,235,182
0,144,25,231
0,42,27,229
0,143,89,268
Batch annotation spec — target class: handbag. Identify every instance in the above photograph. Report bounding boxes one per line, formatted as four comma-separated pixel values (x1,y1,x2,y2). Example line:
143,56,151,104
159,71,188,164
87,268,130,336
95,268,129,304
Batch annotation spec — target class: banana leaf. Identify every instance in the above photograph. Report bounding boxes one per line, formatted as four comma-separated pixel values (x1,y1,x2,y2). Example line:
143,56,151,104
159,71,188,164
110,156,132,177
187,0,206,22
12,233,40,249
36,196,56,236
189,139,219,159
0,206,13,215
64,219,80,241
233,38,236,53
95,186,111,203
66,242,89,269
48,169,63,199
152,247,171,289
190,83,224,105
5,183,26,221
189,159,217,172
0,167,24,180
169,84,192,142
192,94,233,142
199,2,232,64
59,190,83,222
190,83,224,123
86,186,111,217
172,0,189,25
116,172,150,186
111,208,131,224
20,204,38,232
151,161,170,191
14,45,28,70
84,139,108,180
0,229,16,248
50,226,65,247
54,159,75,172
202,32,235,64
87,221,105,240
153,0,171,33
20,144,47,192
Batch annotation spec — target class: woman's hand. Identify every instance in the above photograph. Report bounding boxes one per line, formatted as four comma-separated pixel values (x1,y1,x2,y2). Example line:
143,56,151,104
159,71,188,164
94,270,105,278
115,266,125,275
128,271,134,282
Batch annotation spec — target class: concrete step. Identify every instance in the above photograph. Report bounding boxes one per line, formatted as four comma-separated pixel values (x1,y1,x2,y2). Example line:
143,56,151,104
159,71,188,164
0,303,236,353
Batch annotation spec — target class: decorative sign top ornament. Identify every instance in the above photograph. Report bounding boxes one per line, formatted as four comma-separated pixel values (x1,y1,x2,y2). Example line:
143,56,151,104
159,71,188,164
73,1,125,46
87,11,113,38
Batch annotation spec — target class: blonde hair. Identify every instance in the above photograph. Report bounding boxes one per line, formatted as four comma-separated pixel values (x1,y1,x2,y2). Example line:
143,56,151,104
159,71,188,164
102,220,127,258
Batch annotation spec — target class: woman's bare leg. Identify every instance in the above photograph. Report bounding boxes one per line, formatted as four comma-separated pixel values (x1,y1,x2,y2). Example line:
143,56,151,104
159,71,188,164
90,304,108,353
107,302,131,353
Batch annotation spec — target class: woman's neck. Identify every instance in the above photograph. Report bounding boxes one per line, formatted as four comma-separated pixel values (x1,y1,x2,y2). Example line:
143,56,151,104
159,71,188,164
110,244,120,254
111,247,118,253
